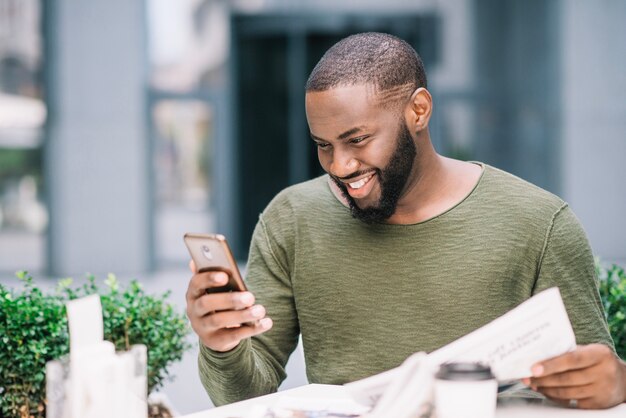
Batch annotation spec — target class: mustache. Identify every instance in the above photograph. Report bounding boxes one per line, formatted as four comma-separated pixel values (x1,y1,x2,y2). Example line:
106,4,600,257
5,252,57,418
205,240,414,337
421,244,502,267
331,169,377,182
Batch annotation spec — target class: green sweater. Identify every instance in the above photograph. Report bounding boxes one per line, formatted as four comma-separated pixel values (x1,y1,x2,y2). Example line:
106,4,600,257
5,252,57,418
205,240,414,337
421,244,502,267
199,164,613,406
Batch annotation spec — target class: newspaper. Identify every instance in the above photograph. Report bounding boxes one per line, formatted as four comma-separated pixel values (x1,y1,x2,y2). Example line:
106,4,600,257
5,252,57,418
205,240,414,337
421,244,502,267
344,287,576,415
245,397,370,418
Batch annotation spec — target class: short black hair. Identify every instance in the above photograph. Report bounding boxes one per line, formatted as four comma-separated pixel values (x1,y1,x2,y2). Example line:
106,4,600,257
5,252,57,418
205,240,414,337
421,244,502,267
305,32,427,106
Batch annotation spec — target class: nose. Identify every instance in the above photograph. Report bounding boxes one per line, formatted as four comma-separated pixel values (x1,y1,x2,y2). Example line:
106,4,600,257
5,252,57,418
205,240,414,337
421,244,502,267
328,148,359,179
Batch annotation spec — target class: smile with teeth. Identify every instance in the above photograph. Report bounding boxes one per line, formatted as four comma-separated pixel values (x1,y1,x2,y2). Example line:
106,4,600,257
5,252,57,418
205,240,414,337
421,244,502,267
347,173,374,189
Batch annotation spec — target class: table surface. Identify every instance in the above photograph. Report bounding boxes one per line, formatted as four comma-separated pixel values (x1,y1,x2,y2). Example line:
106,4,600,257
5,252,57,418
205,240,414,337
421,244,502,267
181,384,626,418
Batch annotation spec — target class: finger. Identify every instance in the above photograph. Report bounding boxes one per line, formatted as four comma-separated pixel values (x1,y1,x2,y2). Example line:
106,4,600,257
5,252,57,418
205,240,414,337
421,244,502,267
530,364,600,388
189,259,197,273
211,317,273,346
186,271,229,300
194,292,256,318
531,345,607,377
537,383,596,401
200,304,267,330
577,397,609,410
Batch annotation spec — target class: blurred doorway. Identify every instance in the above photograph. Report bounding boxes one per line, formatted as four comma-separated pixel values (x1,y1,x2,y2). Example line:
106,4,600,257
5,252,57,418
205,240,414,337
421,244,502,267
229,13,440,257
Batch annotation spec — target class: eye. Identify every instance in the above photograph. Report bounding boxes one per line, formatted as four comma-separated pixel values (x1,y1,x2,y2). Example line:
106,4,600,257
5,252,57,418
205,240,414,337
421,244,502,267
315,142,331,150
349,136,368,145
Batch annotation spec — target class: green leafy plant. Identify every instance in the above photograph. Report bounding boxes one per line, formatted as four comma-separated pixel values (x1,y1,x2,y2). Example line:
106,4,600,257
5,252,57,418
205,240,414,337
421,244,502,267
0,272,192,418
596,260,626,360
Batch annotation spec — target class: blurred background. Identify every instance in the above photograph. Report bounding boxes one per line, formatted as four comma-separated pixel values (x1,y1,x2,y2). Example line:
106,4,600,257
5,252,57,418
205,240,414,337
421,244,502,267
0,0,624,414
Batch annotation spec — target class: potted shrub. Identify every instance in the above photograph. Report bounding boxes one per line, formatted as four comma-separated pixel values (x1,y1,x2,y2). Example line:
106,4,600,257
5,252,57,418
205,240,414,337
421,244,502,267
596,260,626,359
0,272,191,418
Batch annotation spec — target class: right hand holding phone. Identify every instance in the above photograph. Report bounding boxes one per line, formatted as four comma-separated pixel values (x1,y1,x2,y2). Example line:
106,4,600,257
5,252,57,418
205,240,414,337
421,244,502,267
186,260,273,352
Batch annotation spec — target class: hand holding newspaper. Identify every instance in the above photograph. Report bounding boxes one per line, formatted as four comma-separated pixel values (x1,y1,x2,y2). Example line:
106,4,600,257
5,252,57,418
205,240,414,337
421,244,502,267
344,287,577,417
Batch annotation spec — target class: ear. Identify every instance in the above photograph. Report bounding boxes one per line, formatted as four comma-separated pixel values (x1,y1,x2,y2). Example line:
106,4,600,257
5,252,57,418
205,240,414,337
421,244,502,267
404,87,433,134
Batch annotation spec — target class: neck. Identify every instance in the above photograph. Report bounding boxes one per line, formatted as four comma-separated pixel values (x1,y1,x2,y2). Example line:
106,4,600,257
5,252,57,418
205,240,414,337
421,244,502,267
385,141,446,224
386,135,483,224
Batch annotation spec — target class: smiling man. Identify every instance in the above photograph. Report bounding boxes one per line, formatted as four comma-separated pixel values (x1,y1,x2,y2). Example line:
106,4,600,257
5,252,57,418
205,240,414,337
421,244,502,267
187,33,626,409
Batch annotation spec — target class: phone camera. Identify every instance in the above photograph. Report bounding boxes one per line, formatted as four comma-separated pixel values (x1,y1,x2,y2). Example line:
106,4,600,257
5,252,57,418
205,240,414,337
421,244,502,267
201,245,213,260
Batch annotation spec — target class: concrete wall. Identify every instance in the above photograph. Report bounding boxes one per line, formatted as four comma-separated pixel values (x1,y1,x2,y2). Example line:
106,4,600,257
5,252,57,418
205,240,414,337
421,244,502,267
561,0,626,264
45,0,152,275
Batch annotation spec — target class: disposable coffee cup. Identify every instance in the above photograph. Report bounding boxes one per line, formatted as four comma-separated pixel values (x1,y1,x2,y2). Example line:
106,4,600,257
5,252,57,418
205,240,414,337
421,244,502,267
434,362,497,418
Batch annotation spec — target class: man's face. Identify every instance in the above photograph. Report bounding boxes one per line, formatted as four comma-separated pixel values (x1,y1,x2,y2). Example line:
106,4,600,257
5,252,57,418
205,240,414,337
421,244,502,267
305,84,417,223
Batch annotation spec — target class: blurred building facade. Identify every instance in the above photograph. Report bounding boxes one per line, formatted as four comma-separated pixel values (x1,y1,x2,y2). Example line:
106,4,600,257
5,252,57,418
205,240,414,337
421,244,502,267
0,0,46,271
0,0,625,276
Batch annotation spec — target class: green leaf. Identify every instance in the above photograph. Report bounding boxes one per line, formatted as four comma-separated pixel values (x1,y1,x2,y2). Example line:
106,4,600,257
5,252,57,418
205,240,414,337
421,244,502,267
57,278,73,290
104,273,119,292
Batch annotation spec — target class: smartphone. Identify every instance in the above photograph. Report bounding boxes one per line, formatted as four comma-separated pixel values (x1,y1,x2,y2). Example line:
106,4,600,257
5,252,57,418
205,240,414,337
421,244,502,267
183,233,247,294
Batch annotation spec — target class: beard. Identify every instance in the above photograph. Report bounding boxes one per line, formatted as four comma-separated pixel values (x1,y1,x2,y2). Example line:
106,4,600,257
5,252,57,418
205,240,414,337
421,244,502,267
332,121,417,224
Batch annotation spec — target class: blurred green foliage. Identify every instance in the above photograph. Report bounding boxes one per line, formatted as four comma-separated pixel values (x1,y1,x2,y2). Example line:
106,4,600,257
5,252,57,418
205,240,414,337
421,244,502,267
0,272,191,418
596,260,626,360
0,148,42,182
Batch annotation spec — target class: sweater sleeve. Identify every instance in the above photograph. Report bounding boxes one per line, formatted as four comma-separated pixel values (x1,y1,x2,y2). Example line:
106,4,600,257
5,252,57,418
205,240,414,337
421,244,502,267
533,204,614,349
198,212,300,406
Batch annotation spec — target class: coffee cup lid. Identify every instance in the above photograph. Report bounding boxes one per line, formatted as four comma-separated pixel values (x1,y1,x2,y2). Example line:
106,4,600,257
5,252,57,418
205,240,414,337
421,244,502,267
435,362,495,381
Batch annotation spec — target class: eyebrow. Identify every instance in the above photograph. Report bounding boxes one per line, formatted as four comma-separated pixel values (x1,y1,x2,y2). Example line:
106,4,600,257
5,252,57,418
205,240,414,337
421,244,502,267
310,126,366,142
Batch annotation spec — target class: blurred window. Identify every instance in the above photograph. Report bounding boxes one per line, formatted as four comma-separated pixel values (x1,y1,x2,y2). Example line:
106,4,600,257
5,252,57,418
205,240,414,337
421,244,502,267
147,0,227,265
0,0,46,273
150,98,214,264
